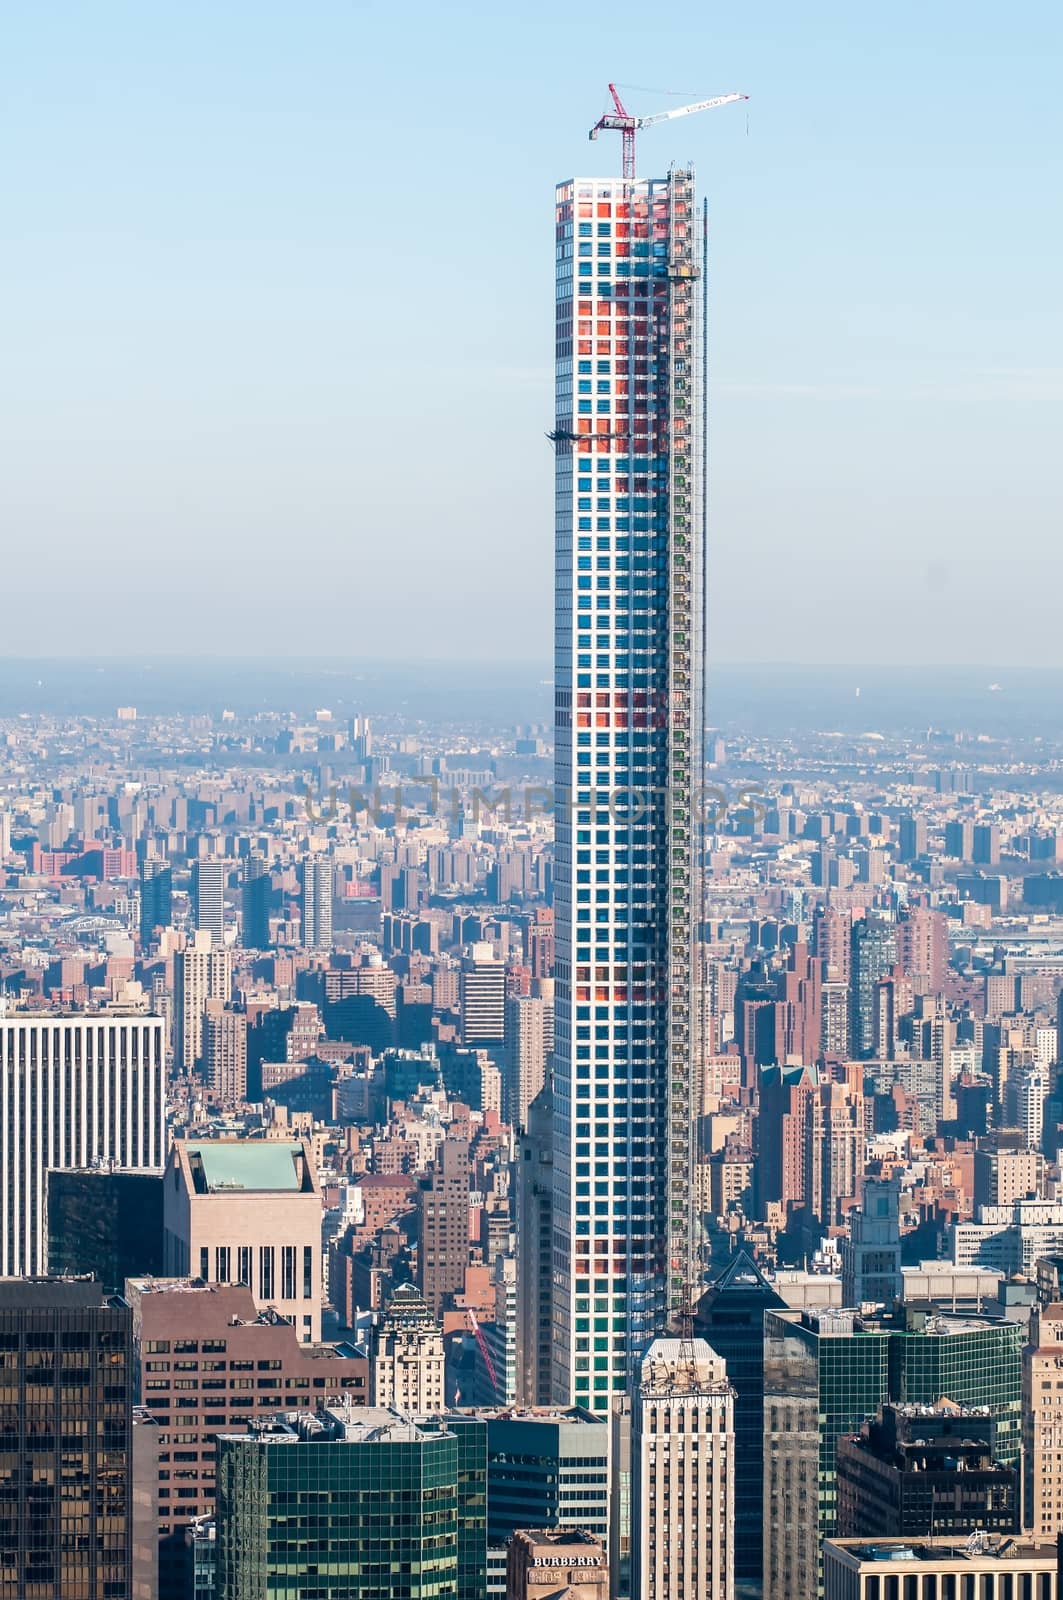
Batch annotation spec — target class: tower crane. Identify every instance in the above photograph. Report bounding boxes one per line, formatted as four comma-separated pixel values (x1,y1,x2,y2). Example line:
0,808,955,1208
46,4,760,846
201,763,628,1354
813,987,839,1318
589,83,748,180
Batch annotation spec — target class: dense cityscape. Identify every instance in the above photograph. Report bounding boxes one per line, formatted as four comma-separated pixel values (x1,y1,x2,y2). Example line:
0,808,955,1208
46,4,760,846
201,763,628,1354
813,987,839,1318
4,16,1063,1600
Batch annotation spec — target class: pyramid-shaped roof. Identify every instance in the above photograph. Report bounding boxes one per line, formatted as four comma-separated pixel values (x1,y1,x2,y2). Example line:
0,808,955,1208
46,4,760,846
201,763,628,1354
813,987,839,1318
695,1247,786,1320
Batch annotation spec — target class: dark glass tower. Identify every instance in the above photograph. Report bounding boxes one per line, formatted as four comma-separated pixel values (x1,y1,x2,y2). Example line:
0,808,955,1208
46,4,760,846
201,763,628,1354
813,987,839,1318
0,1279,133,1599
139,856,172,946
695,1250,784,1600
850,915,897,1058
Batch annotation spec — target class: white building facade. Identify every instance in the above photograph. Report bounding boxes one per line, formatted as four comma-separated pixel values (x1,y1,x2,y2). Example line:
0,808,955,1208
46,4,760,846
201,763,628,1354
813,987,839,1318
0,1013,165,1275
632,1337,734,1600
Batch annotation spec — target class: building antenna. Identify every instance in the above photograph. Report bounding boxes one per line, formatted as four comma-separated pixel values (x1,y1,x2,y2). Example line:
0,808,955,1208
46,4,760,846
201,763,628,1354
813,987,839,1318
589,83,749,180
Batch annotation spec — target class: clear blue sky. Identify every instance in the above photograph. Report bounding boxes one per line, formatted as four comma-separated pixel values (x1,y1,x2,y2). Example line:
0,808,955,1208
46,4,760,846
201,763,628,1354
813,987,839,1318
3,1,1061,664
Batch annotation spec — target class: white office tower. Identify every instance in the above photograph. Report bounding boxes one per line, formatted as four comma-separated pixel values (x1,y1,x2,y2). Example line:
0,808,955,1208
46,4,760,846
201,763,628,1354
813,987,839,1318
460,942,505,1046
174,930,232,1075
632,1337,734,1600
0,1013,165,1274
191,857,226,946
552,168,706,1411
300,854,334,950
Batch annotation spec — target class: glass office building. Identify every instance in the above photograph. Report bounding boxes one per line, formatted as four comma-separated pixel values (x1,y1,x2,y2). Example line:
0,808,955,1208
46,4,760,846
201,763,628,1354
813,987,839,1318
696,1249,786,1599
215,1408,485,1600
552,168,707,1411
0,1279,133,1600
764,1308,1026,1600
888,1312,1023,1466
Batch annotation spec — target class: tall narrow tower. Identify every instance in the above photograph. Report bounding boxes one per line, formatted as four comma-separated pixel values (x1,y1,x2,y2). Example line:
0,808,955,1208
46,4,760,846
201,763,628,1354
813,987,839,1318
552,169,706,1412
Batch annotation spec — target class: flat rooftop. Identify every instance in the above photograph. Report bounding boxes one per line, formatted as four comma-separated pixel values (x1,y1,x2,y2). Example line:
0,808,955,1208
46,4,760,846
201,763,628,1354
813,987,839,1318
218,1407,451,1447
831,1540,1057,1565
187,1142,307,1194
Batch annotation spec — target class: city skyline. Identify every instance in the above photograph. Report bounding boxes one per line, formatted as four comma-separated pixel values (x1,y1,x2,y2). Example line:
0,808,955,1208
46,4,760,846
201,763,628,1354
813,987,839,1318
3,2,1061,666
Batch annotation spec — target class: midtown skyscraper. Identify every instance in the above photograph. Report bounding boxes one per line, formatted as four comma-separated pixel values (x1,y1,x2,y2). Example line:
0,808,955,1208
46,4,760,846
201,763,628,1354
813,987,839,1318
552,167,706,1410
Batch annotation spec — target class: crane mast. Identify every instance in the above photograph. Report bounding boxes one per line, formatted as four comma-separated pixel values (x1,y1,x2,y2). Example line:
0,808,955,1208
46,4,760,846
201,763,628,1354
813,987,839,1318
589,82,748,179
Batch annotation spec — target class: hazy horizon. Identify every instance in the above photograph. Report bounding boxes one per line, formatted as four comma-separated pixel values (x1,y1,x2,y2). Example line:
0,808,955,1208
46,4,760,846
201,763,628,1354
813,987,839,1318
4,1,1061,663
1,657,1061,740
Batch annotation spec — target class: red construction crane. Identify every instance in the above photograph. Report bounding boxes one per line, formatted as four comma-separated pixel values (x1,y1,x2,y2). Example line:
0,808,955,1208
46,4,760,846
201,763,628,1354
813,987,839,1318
589,83,748,180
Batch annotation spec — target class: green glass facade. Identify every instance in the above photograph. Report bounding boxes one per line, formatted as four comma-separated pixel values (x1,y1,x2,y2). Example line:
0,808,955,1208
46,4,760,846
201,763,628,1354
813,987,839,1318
888,1319,1023,1467
215,1411,485,1600
764,1310,1024,1600
764,1311,889,1600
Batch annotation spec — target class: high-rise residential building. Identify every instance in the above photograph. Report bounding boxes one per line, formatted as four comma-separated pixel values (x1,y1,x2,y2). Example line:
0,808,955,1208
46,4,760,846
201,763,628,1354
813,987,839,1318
841,1176,903,1309
695,1249,785,1600
460,942,506,1047
174,931,231,1075
897,905,948,997
945,819,975,860
126,1278,367,1600
369,1282,444,1413
516,1085,554,1406
506,1531,609,1600
299,854,333,950
481,1256,519,1407
417,1136,470,1317
504,982,554,1128
191,858,226,946
898,812,928,862
974,1139,1047,1208
973,823,1001,865
850,916,897,1058
1015,1066,1047,1149
632,1337,734,1600
758,1063,864,1240
836,1401,1018,1541
241,852,271,950
215,1408,486,1600
821,979,850,1057
0,1279,134,1598
0,1012,165,1276
162,1138,324,1341
203,1000,248,1101
552,164,706,1412
1022,1301,1063,1538
139,854,172,945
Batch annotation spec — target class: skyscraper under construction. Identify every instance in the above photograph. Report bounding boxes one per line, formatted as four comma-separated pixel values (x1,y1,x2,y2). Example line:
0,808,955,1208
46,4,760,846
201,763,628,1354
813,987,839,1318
551,167,706,1411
